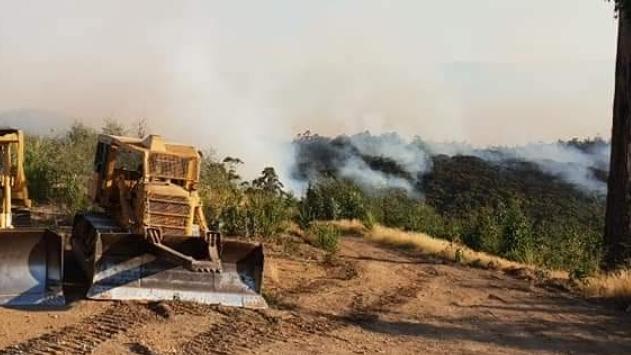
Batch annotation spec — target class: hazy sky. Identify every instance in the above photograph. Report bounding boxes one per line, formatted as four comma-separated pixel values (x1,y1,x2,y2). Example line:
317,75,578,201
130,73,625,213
0,0,619,174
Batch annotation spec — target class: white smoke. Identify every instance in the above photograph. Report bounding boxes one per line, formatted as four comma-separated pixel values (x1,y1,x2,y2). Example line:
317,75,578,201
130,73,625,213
291,132,610,195
426,139,610,193
478,143,610,193
339,157,417,195
349,132,431,177
0,1,616,190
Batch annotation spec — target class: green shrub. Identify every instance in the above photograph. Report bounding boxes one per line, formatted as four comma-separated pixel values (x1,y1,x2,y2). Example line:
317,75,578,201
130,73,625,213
200,161,294,239
297,179,369,222
245,191,294,239
298,181,447,237
360,210,376,230
536,221,602,272
296,174,603,273
199,153,244,226
500,200,537,264
462,207,503,254
24,122,97,216
309,223,341,254
374,191,446,237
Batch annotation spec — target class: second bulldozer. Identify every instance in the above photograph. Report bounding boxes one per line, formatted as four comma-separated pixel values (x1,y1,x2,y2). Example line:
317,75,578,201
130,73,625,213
71,134,266,308
0,128,64,306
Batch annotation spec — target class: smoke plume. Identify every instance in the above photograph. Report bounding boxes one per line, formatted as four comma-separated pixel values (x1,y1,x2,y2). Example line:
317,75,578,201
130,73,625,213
291,132,610,195
0,1,616,187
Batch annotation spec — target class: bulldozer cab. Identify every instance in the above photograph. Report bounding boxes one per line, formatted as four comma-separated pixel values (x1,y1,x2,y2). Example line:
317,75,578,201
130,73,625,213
92,134,199,185
91,137,144,206
89,134,202,236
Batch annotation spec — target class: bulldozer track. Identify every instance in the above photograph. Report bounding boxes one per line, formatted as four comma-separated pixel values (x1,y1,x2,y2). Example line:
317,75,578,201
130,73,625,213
178,268,425,354
0,303,156,355
168,301,218,317
180,308,334,355
174,260,360,354
177,286,416,355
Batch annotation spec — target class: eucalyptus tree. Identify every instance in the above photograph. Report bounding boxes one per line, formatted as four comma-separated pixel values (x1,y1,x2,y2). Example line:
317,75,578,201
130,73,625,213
605,0,631,268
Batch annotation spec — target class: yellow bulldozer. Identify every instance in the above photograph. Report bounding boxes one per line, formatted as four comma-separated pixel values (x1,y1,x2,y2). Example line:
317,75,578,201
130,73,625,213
0,128,64,306
71,134,266,308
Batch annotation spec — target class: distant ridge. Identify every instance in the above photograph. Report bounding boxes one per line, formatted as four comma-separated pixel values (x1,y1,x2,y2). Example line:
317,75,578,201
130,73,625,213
0,109,74,135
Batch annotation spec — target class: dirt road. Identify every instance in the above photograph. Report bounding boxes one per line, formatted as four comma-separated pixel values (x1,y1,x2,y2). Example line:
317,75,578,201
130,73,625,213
1,236,630,354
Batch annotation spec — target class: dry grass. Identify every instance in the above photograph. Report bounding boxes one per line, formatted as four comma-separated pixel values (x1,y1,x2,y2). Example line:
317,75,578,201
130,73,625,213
330,220,631,302
583,270,631,302
331,220,631,302
332,220,548,271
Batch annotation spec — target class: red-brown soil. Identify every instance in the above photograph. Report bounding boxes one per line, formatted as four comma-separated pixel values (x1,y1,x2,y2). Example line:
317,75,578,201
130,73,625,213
1,236,630,354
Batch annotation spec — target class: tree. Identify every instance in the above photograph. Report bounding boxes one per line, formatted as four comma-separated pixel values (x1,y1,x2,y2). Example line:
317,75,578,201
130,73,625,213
252,167,284,195
605,1,631,268
613,1,631,13
134,118,149,138
222,157,244,181
101,119,127,136
66,121,95,144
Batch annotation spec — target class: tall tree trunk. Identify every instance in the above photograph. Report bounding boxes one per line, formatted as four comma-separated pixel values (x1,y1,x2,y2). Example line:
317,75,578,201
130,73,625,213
605,12,631,269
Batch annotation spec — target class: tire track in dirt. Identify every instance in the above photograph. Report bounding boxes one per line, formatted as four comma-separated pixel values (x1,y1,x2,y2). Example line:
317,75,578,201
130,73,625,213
0,303,158,355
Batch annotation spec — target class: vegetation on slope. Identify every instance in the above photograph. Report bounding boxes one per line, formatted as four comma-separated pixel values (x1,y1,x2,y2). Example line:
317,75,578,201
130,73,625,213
22,120,296,239
293,133,607,277
22,122,607,279
24,123,97,216
333,219,631,303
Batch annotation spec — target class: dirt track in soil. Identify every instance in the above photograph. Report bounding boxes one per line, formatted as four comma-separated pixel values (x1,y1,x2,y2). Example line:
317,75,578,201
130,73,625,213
1,236,631,354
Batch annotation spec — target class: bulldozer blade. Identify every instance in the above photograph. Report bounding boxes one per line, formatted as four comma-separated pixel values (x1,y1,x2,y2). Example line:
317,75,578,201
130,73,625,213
83,233,267,309
0,229,65,306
